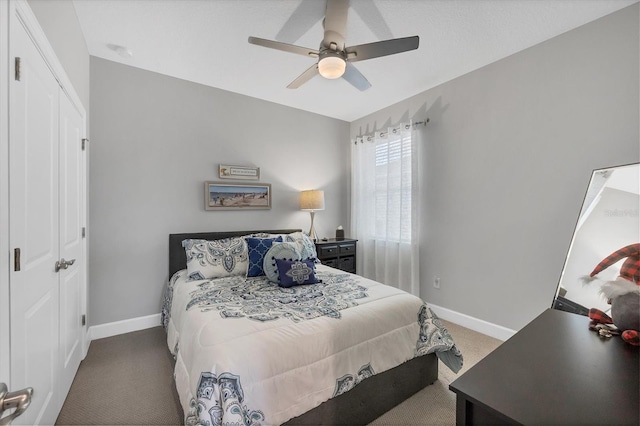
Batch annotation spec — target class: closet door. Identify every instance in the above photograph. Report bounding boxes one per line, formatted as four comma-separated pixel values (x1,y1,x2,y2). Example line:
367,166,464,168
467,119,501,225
9,18,61,426
58,90,84,401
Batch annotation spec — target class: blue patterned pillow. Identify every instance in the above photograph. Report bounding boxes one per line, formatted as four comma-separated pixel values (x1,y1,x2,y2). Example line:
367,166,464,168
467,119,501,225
245,236,282,277
275,258,321,287
183,237,248,281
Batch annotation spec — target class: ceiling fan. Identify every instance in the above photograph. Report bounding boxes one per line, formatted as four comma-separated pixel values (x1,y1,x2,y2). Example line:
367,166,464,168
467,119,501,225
248,0,419,91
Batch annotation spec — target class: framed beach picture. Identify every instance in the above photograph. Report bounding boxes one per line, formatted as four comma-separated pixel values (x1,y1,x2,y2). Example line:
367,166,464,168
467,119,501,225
218,164,260,180
205,181,271,210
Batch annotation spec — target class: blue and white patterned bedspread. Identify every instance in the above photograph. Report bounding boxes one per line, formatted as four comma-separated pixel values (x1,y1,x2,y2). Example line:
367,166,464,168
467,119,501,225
164,264,462,426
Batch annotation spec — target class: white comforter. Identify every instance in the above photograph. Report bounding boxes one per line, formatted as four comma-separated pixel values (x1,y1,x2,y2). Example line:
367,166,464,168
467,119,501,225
164,265,461,426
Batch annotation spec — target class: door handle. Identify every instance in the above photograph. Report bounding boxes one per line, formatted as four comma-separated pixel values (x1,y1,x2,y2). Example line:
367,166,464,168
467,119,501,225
0,383,33,425
55,258,76,272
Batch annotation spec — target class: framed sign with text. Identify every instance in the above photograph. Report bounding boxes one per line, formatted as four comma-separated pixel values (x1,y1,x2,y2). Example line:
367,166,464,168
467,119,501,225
219,164,260,180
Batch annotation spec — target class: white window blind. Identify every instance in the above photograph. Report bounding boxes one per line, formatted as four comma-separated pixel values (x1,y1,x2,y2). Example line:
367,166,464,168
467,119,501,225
374,131,412,243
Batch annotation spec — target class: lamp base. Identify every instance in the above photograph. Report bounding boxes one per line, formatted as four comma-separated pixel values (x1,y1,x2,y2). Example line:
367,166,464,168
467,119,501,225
308,211,319,242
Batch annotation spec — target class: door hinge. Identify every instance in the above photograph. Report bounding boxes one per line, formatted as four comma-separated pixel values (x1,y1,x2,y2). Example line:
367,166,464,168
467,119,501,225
81,314,86,326
82,138,88,151
14,248,21,271
82,227,86,238
15,57,21,81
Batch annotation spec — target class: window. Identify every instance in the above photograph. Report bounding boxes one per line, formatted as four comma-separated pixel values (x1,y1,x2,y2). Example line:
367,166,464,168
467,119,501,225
373,131,412,243
351,122,421,293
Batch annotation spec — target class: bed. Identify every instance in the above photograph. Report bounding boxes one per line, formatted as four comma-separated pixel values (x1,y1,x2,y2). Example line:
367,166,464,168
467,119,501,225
163,229,462,425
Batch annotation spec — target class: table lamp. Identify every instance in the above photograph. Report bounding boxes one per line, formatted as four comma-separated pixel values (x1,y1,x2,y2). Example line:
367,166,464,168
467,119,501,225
300,190,325,241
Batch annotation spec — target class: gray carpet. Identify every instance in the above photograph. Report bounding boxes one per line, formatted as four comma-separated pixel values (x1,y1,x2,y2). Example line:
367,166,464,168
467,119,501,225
55,327,183,426
55,320,501,426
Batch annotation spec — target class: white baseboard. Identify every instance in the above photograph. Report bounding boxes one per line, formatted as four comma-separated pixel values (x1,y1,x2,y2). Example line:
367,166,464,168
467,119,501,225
428,304,516,341
86,306,513,345
88,313,161,341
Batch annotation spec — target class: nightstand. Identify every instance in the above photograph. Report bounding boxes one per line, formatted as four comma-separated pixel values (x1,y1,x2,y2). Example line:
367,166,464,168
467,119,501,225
314,238,357,274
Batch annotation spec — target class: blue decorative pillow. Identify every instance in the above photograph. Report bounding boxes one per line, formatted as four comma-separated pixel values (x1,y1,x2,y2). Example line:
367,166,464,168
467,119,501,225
275,258,321,288
245,236,282,277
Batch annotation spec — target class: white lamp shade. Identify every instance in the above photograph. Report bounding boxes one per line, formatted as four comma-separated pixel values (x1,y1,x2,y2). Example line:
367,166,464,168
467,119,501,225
318,56,346,79
300,190,325,211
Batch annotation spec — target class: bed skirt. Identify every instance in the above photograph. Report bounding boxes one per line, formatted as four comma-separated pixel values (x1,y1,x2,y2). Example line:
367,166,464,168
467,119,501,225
283,353,438,425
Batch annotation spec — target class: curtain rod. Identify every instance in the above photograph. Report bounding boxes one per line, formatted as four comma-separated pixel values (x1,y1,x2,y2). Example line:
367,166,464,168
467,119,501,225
354,118,429,143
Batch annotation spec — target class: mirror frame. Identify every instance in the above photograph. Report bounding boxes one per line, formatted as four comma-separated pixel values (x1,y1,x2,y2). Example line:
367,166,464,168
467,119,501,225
551,163,640,316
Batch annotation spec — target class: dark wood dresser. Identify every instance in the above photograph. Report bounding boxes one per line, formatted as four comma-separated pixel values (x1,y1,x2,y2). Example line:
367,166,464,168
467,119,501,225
314,238,357,274
449,308,639,425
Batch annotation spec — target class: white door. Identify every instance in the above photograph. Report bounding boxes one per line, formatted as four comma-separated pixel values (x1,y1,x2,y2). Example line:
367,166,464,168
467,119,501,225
9,17,61,426
58,90,84,401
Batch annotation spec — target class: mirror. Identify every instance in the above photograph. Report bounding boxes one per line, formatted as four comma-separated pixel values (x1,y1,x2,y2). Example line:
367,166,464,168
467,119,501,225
553,163,639,315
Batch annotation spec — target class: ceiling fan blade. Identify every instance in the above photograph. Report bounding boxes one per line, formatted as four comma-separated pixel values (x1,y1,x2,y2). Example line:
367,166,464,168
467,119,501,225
346,36,419,62
323,0,349,50
342,62,371,91
287,64,319,89
248,36,318,57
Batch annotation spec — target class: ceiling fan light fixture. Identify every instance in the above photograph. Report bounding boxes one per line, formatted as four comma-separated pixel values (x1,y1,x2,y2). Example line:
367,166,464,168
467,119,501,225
318,56,346,79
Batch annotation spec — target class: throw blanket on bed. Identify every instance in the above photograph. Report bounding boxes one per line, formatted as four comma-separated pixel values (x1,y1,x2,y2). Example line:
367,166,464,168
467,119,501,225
164,265,462,426
186,272,368,322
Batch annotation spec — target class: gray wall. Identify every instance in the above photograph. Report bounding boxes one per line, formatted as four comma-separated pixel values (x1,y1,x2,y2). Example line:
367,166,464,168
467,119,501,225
350,4,639,331
34,0,638,331
90,58,350,326
27,0,89,112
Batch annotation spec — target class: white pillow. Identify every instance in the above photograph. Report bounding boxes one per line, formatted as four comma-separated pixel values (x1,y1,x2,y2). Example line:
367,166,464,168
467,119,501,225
285,231,318,260
183,237,248,281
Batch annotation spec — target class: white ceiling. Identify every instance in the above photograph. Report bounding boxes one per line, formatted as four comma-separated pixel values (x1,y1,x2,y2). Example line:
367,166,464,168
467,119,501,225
72,0,637,122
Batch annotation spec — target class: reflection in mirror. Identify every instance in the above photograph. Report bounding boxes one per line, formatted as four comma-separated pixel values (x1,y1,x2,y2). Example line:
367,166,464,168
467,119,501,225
553,163,639,315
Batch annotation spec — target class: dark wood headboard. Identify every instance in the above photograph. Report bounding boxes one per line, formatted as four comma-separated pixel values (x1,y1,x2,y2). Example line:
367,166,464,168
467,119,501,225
169,229,301,277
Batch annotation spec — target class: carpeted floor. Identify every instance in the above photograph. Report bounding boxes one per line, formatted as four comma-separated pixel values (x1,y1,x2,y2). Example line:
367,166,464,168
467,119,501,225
55,320,502,426
369,321,502,425
55,327,184,426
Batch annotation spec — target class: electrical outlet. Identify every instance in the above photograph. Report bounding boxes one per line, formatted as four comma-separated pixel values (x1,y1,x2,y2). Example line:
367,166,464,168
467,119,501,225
433,277,441,289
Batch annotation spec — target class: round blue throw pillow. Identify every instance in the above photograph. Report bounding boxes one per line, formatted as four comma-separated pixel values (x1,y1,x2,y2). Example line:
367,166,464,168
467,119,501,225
263,242,302,283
